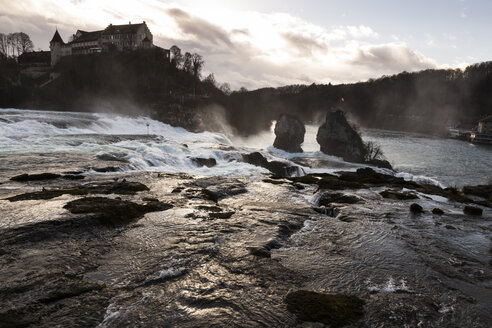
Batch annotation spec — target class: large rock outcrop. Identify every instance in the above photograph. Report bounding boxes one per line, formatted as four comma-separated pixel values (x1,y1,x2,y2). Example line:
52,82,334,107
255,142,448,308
273,114,305,153
316,111,366,162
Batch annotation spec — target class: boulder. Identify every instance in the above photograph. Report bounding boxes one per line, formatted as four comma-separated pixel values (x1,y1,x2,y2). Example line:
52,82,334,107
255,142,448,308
242,152,303,177
316,111,366,162
273,114,305,153
191,157,217,168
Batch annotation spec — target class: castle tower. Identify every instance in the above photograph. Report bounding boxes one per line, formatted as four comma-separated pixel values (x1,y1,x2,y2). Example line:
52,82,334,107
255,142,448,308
49,30,64,67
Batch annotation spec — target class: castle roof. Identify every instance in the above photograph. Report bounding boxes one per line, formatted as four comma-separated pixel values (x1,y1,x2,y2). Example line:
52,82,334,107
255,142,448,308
50,30,64,44
102,23,145,35
71,30,103,44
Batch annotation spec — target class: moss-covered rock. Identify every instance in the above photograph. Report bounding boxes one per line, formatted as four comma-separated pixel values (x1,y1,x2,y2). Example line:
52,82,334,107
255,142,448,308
7,188,87,202
463,206,483,216
6,181,150,202
285,290,364,327
380,190,418,200
10,173,61,182
64,197,172,225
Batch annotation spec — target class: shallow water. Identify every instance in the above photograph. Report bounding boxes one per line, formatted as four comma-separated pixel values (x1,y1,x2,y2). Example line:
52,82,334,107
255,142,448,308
0,108,491,327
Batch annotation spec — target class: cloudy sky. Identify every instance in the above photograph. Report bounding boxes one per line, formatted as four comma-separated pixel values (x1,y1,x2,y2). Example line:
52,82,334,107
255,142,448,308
1,0,491,89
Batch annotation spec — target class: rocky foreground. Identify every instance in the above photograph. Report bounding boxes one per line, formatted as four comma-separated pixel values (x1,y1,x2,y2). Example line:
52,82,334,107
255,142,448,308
0,166,491,327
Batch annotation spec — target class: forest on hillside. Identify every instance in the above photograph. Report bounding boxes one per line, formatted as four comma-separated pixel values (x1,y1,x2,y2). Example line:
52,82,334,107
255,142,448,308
221,63,492,135
1,33,491,136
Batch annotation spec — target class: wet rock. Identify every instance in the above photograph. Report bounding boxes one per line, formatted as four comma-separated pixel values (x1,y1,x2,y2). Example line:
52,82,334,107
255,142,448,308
285,290,364,327
249,247,271,258
7,181,151,202
463,205,483,216
317,175,364,190
242,152,303,177
209,211,235,219
7,188,88,202
273,114,305,153
86,181,149,195
62,174,85,180
432,208,444,215
96,153,129,163
289,175,319,184
316,111,366,162
463,185,492,200
172,186,185,193
293,183,305,190
64,197,173,225
317,192,362,206
313,206,339,217
263,179,287,185
367,159,393,170
445,224,456,230
410,203,424,214
11,173,61,182
191,157,217,168
380,190,419,200
201,189,219,202
92,166,120,173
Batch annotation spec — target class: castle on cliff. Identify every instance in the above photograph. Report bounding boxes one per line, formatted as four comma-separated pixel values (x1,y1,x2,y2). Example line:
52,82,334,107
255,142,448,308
49,21,164,67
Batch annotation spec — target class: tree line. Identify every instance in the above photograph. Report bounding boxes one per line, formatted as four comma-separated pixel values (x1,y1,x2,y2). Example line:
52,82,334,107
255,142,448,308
0,32,34,57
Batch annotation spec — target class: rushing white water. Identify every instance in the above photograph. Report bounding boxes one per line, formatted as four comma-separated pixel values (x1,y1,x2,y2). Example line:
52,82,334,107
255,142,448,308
1,108,490,186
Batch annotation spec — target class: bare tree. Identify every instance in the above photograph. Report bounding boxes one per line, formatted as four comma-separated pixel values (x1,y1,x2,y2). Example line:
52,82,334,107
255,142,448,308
183,52,192,73
219,83,231,95
203,73,216,86
0,33,7,56
364,141,384,161
191,53,204,79
169,45,183,68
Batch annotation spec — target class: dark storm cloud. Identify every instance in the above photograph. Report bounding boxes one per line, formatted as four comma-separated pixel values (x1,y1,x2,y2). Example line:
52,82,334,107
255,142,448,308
167,8,233,49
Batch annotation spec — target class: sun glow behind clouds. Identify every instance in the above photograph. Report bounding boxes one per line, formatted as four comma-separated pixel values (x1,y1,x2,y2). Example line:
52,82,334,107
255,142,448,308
1,0,442,89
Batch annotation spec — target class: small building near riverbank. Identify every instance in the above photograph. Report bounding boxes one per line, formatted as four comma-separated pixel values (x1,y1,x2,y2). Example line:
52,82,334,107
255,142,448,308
477,115,492,134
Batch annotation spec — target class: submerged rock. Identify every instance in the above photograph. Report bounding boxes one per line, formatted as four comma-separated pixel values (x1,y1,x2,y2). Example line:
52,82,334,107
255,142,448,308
191,157,217,168
64,197,172,225
432,208,444,215
410,203,424,214
285,290,364,327
273,114,305,153
463,205,483,216
316,111,366,162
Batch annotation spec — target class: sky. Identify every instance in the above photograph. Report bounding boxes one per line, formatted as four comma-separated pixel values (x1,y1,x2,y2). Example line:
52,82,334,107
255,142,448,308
1,0,491,90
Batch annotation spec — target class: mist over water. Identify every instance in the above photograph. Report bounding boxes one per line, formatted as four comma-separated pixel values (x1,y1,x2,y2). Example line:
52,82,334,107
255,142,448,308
1,108,490,187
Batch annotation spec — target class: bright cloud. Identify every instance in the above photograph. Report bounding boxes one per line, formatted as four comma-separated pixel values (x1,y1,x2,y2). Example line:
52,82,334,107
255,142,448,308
0,0,440,89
